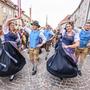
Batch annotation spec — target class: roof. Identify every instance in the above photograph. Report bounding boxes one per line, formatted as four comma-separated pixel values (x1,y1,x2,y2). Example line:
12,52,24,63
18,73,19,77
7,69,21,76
69,0,84,18
0,0,16,9
59,15,71,25
59,0,83,25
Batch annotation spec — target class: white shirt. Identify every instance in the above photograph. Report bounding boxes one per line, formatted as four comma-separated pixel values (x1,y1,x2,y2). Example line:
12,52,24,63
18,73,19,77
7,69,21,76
3,26,9,34
23,26,46,44
0,35,4,42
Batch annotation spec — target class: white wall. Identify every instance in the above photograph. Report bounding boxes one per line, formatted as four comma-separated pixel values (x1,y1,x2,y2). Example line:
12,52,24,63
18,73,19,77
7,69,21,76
0,1,16,25
70,0,90,27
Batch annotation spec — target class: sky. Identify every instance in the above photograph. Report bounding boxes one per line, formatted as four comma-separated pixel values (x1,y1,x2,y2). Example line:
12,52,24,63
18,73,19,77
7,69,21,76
11,0,81,28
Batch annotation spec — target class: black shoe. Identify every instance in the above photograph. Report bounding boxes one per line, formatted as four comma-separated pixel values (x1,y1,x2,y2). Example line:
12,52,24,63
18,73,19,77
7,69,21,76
37,58,40,62
60,77,63,80
32,64,37,75
45,57,47,60
32,70,37,75
78,70,82,76
9,75,15,81
32,67,34,71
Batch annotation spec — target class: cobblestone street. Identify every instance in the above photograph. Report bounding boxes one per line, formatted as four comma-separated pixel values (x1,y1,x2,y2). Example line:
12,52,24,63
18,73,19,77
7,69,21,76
0,47,90,90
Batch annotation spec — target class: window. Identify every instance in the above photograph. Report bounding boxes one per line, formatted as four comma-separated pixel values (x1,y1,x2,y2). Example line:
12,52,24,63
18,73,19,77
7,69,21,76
88,7,90,19
3,7,7,13
0,3,4,9
9,9,12,15
0,3,1,9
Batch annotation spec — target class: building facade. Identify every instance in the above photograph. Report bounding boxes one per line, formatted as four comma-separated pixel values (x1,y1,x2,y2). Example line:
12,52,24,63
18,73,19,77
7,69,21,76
0,0,17,25
58,0,90,30
0,0,30,26
70,0,90,27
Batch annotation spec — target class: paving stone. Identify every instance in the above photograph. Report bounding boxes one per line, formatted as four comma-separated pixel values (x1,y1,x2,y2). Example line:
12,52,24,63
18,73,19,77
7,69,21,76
0,48,90,90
